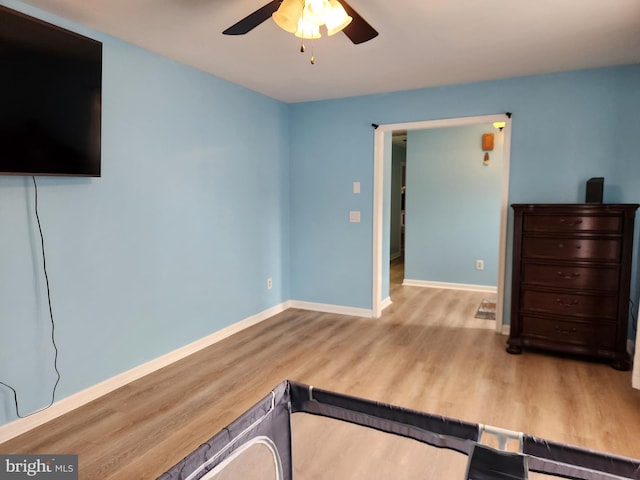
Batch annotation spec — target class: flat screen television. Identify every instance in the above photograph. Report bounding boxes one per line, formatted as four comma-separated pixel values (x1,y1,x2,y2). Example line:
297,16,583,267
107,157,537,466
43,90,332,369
0,5,102,177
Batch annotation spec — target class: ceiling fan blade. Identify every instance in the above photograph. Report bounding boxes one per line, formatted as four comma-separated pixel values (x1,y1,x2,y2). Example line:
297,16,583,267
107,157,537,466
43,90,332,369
222,0,282,35
340,0,378,44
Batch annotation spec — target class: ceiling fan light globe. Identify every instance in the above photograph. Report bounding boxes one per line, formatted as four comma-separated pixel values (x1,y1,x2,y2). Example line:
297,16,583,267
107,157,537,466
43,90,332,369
325,0,352,35
326,16,352,35
303,0,331,26
326,14,351,34
294,17,322,39
272,0,304,33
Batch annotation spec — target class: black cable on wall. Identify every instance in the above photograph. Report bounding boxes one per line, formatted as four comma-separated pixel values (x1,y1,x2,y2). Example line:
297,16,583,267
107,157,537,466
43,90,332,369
0,176,61,418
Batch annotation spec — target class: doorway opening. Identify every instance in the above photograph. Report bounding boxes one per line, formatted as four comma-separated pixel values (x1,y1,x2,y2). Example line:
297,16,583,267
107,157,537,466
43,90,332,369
372,114,512,333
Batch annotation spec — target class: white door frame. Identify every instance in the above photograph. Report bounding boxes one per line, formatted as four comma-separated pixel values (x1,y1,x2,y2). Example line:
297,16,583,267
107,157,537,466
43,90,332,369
372,113,512,333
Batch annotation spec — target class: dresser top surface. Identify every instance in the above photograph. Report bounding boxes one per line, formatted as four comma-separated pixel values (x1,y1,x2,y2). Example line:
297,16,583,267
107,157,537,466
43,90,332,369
512,203,639,211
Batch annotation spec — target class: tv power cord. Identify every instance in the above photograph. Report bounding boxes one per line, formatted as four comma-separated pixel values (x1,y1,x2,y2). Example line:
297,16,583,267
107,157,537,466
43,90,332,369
0,176,61,418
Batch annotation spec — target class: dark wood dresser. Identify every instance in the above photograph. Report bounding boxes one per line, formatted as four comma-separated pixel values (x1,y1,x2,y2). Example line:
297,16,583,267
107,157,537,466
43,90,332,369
507,203,638,370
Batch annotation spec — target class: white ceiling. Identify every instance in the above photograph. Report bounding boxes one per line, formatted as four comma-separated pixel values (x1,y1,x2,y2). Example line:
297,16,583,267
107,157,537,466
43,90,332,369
18,0,640,103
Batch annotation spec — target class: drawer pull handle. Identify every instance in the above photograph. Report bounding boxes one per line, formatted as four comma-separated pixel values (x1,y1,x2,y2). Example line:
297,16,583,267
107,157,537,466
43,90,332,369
556,271,581,280
554,325,578,335
559,218,583,227
557,243,582,250
556,298,579,307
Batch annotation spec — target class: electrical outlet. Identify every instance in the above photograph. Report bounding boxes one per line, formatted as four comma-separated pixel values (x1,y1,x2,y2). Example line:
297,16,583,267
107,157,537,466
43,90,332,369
267,278,273,290
476,260,484,270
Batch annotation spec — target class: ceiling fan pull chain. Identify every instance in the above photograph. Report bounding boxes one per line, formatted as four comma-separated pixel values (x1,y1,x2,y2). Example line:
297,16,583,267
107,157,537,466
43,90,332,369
299,38,315,64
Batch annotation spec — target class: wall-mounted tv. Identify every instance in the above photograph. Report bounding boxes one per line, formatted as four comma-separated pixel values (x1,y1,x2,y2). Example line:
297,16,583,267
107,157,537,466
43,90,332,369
0,5,102,177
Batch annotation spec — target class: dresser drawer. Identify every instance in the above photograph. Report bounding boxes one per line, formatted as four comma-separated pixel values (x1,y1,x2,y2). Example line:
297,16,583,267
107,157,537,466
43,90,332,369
521,290,617,319
521,264,619,290
520,316,617,348
522,237,620,261
524,215,621,233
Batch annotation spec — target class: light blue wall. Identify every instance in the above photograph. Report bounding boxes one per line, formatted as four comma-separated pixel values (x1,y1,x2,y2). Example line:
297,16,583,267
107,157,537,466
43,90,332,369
289,65,640,312
0,0,290,424
404,125,502,287
288,109,373,308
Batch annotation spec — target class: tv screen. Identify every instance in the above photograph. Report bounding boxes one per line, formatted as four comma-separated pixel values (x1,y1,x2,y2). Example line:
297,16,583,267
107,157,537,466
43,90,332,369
0,5,102,177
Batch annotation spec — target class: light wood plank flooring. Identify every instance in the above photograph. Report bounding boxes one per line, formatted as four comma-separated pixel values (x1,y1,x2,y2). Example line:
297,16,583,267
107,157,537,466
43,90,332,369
1,262,639,478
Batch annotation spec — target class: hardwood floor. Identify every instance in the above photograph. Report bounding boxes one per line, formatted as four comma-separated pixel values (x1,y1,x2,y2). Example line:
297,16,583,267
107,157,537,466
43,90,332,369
1,261,639,479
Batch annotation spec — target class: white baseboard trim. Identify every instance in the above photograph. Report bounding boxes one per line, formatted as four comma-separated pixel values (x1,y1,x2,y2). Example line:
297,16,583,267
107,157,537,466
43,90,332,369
288,300,374,318
402,279,497,294
0,302,289,444
501,324,510,336
380,297,392,311
390,251,402,261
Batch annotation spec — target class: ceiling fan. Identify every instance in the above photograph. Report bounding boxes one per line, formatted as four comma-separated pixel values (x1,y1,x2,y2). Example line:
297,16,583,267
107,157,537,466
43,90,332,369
222,0,378,45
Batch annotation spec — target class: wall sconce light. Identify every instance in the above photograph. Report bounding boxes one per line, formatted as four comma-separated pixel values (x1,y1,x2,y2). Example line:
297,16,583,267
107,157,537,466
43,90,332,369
482,133,494,166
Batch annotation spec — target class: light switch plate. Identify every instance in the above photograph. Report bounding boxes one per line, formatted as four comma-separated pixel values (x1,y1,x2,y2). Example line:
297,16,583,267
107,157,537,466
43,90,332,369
349,211,361,223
